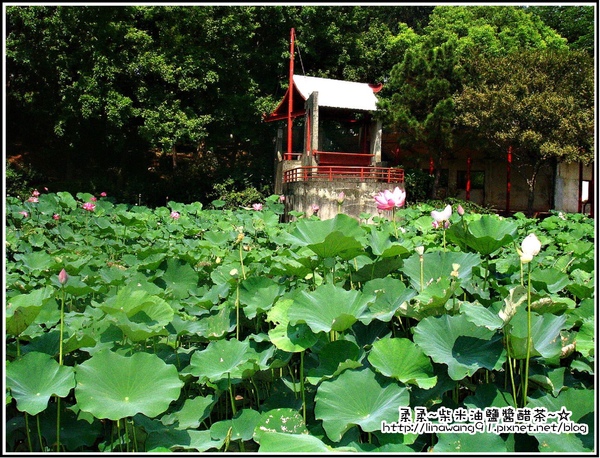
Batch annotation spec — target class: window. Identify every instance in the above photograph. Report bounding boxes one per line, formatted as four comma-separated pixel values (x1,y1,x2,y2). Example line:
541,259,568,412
457,170,484,190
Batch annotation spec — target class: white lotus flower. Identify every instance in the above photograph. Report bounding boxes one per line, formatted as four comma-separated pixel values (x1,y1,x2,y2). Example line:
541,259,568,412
520,233,541,264
431,204,452,223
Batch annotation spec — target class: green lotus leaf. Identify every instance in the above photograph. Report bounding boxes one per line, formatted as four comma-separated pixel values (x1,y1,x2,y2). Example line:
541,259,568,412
575,318,594,357
56,191,78,210
463,383,513,410
6,286,54,336
433,431,508,453
239,277,283,319
288,283,373,333
366,228,411,257
528,389,594,452
265,298,319,352
160,394,216,429
155,258,198,299
254,408,308,439
507,308,566,360
530,267,570,294
268,322,318,353
402,251,481,291
75,350,183,420
188,338,257,383
360,277,417,323
257,431,331,452
6,352,76,415
97,285,174,342
136,415,223,452
314,367,410,442
14,251,58,273
210,408,262,442
463,214,518,255
306,340,362,385
413,314,505,380
368,338,437,389
402,276,459,319
461,301,505,331
283,213,365,259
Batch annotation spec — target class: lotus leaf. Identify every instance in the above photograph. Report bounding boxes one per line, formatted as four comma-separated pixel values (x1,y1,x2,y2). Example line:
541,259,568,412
314,367,409,442
528,389,594,452
97,285,174,342
288,283,373,333
402,251,481,291
210,408,262,442
6,286,54,336
507,308,566,359
306,340,362,384
282,213,365,259
257,431,331,452
239,277,283,319
189,338,258,382
75,350,183,420
6,351,76,415
413,314,505,380
253,408,307,438
368,338,437,389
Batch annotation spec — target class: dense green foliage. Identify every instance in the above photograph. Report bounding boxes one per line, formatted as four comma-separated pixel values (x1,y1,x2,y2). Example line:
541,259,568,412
454,48,594,215
5,5,594,206
5,190,595,452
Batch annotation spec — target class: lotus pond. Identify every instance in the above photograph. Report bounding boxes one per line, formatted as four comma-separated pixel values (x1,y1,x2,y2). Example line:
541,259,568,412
4,191,596,453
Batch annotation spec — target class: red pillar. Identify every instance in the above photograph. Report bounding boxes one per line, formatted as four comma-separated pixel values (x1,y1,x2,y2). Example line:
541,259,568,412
286,28,295,160
466,156,471,201
506,146,512,214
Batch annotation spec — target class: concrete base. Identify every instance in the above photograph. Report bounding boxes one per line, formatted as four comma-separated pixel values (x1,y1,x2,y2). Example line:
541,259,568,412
283,180,403,221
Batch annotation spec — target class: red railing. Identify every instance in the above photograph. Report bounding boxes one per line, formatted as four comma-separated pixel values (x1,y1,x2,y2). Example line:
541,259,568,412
283,166,404,184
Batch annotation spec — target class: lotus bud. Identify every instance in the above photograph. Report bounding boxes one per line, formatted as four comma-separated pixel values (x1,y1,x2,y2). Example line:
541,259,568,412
58,268,69,285
457,204,465,216
415,246,424,256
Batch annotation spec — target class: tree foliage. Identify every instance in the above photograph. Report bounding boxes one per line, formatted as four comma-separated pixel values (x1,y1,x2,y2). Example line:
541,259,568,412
4,5,592,208
454,49,594,215
378,5,569,198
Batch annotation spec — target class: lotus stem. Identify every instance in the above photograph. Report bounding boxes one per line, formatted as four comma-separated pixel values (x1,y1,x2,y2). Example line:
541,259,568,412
24,413,33,451
419,255,424,292
300,350,306,424
36,414,44,452
523,263,532,407
228,373,237,416
235,281,240,340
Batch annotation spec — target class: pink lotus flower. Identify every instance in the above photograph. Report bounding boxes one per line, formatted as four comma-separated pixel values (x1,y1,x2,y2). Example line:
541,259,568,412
457,204,465,216
32,190,40,197
373,187,406,211
82,202,96,212
311,204,319,214
27,196,39,203
279,195,285,203
19,211,28,217
53,214,60,220
90,196,97,202
100,192,107,197
58,268,69,285
252,203,263,211
336,192,345,205
170,211,181,219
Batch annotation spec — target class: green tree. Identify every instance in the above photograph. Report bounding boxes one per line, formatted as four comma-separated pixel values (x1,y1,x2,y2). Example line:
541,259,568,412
528,5,595,55
454,49,594,216
378,5,568,198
